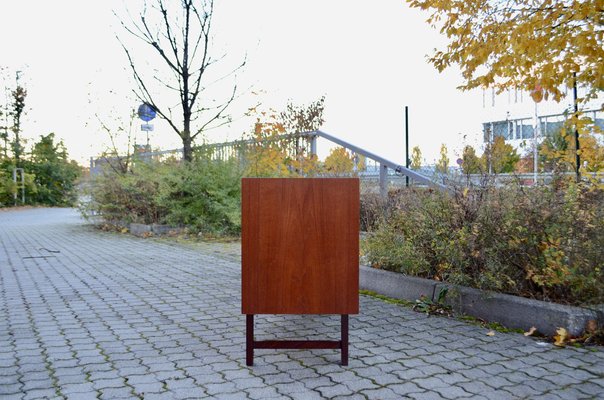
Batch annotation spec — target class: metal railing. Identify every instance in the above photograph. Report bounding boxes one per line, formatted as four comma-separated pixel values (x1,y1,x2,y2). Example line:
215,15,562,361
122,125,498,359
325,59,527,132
90,130,445,194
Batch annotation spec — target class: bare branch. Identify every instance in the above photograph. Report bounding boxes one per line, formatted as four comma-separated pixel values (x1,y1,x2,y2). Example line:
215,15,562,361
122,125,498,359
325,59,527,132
118,38,181,137
115,0,244,161
192,85,237,139
158,0,183,71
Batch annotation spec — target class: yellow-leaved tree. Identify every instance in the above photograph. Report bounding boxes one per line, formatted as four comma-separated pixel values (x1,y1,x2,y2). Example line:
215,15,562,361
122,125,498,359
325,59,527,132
435,144,450,174
407,0,603,103
244,116,292,177
324,147,355,175
540,128,604,172
244,97,325,177
409,0,603,178
411,146,422,170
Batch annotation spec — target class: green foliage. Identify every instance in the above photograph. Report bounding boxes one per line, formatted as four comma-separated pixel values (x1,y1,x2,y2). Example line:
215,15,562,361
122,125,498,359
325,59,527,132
362,223,431,276
156,155,242,234
413,288,452,316
0,167,16,205
10,86,26,165
483,136,519,173
90,164,165,225
89,152,243,235
0,74,80,207
540,124,604,173
23,133,81,206
362,182,604,306
0,133,79,207
461,145,483,174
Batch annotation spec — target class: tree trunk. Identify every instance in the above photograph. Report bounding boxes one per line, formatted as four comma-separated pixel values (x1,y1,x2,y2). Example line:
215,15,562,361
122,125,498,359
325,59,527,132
182,133,193,162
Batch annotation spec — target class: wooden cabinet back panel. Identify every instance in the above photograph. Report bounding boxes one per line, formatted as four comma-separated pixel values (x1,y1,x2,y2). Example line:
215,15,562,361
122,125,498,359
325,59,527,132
242,178,359,315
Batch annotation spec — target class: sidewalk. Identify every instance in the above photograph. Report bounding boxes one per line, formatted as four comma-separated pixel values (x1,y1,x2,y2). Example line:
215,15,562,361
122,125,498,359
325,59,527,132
0,208,602,399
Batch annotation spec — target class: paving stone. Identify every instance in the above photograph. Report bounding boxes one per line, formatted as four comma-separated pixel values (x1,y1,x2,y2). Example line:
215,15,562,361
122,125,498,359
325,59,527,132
21,379,54,391
56,374,88,385
204,381,238,396
316,383,354,398
97,387,137,399
131,382,164,395
65,392,99,400
408,391,448,400
245,386,282,399
299,376,334,390
232,377,265,389
61,382,96,394
262,372,295,385
288,391,324,400
360,387,401,399
575,382,604,397
171,386,208,399
92,377,128,390
434,386,473,399
22,388,58,400
164,378,196,390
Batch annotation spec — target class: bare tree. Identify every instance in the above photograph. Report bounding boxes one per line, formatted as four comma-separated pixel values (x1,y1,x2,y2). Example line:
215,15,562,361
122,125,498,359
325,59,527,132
117,0,244,162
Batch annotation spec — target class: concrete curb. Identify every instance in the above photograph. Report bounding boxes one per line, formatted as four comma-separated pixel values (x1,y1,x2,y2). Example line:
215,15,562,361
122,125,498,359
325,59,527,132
129,223,152,236
360,265,601,336
125,223,183,236
360,265,437,303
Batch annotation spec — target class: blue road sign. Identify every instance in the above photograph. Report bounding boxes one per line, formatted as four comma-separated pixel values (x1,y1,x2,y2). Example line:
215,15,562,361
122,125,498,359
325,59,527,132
138,103,157,122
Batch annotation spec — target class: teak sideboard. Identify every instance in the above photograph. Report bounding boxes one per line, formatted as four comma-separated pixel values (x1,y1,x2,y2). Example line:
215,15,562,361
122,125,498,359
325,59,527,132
241,178,359,366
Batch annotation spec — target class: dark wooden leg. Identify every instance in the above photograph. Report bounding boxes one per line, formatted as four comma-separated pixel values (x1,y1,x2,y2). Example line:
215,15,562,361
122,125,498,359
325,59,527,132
246,314,254,366
341,314,349,366
249,314,349,366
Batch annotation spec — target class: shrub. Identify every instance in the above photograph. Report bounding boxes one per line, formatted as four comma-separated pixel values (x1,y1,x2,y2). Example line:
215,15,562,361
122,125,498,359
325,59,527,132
90,163,166,224
88,153,242,235
156,156,242,235
363,180,604,306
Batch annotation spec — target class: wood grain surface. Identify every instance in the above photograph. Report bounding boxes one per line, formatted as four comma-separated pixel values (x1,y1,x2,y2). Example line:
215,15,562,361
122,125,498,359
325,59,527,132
241,178,359,315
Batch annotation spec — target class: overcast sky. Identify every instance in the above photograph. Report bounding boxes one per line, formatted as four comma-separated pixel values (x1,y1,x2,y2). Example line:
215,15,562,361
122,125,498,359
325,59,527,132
2,0,512,165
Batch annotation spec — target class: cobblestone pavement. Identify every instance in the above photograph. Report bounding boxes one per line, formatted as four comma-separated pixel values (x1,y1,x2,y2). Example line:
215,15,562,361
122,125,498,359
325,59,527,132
1,208,603,400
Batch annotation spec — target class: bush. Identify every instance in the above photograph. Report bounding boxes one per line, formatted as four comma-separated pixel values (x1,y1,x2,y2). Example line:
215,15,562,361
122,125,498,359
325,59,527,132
1,133,80,207
88,154,243,235
363,181,604,306
156,156,242,235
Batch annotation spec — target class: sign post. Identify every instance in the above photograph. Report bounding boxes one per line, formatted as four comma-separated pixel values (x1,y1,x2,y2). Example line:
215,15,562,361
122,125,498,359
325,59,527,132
137,103,156,150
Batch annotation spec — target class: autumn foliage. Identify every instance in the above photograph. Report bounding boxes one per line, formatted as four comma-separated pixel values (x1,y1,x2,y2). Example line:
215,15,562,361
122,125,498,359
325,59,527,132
408,0,604,103
362,181,604,306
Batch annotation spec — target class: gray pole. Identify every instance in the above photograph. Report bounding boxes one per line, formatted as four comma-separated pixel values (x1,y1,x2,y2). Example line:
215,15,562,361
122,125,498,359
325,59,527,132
573,72,580,182
405,106,410,187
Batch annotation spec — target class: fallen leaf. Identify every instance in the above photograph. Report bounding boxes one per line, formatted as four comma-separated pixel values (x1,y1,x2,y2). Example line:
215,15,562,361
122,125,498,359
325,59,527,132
586,320,598,334
524,327,537,336
554,327,568,347
486,331,495,336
